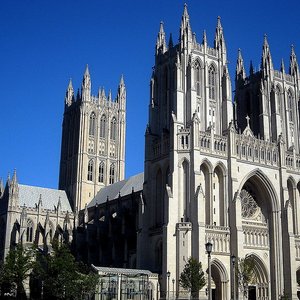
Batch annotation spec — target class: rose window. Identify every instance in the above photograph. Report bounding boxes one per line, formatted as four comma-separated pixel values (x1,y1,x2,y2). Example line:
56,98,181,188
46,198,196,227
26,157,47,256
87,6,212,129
240,189,259,219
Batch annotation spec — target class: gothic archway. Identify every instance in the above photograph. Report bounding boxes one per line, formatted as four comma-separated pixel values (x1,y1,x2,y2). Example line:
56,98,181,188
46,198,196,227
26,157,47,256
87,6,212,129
211,258,229,300
236,169,280,300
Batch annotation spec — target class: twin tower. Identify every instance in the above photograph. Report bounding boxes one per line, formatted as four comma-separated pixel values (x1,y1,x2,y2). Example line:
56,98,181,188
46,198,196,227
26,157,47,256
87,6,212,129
59,66,126,211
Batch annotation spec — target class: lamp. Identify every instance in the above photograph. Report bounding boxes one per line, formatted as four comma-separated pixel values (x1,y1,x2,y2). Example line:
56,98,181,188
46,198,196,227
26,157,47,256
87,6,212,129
205,242,213,300
231,255,236,300
167,271,170,300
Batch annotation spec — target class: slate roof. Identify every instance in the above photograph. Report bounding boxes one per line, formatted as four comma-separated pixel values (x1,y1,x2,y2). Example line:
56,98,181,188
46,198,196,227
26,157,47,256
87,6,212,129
87,172,144,208
18,184,72,212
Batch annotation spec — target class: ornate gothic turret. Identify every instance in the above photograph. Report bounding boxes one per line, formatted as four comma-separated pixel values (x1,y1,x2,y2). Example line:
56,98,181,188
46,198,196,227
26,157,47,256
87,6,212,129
214,16,227,64
156,22,167,54
65,79,74,107
81,65,91,102
289,45,299,80
236,49,246,83
180,3,193,51
261,35,274,79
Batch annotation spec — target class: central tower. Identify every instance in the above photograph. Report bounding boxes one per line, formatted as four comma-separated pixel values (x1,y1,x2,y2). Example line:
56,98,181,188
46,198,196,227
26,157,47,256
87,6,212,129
59,66,126,211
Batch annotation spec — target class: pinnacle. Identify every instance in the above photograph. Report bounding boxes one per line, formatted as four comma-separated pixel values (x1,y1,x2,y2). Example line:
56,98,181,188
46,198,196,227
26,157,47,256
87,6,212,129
159,21,165,33
202,30,207,44
120,74,125,85
183,3,188,16
12,169,17,183
217,16,222,28
84,64,90,76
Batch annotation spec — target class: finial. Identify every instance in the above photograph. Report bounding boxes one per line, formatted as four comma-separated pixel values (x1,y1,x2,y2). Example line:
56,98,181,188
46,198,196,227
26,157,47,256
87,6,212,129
202,30,207,45
246,115,250,127
183,3,188,15
120,74,125,85
84,64,90,76
217,16,222,28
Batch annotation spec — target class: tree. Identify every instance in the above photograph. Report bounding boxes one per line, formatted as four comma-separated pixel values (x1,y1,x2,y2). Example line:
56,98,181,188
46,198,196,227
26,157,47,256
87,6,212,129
0,245,36,299
179,257,206,299
237,256,256,299
33,241,99,300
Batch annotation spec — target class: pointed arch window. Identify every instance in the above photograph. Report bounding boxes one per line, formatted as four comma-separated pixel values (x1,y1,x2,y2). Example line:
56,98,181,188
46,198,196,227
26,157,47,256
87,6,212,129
100,115,106,138
99,161,105,183
109,163,115,184
288,91,294,122
26,219,33,242
208,65,216,100
110,117,117,140
87,159,94,181
89,112,96,136
194,61,201,96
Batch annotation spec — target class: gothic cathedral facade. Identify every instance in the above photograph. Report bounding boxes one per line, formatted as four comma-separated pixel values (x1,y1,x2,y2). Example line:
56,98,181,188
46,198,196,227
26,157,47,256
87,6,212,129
59,66,126,211
137,5,300,299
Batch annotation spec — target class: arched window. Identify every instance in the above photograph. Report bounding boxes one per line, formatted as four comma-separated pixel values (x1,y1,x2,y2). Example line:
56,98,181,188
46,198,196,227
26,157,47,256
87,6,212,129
99,161,105,183
208,65,216,100
194,61,201,96
89,112,96,136
109,164,115,184
100,114,106,138
288,91,294,122
26,219,33,242
87,160,94,181
110,117,117,140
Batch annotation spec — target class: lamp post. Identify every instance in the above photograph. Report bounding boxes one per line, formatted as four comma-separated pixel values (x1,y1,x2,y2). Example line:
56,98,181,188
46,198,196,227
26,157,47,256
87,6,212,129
172,279,175,300
231,255,236,300
205,242,213,300
167,271,170,300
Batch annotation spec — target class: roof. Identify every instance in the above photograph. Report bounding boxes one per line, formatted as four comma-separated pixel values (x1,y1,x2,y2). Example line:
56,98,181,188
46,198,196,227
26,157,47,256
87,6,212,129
92,265,155,276
87,172,144,208
18,184,72,212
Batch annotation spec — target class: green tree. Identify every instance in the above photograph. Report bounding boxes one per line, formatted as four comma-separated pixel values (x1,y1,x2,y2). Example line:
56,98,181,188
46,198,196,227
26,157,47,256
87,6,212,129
237,256,256,299
0,245,35,299
34,241,99,300
179,257,206,299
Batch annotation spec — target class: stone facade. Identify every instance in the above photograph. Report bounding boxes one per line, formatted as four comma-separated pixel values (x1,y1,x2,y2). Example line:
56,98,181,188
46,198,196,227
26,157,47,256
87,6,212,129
136,4,300,299
59,66,126,211
0,171,73,261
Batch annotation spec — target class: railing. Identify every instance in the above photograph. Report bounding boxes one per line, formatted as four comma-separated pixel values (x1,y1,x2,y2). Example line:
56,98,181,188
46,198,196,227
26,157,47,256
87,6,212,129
205,225,230,254
236,135,279,167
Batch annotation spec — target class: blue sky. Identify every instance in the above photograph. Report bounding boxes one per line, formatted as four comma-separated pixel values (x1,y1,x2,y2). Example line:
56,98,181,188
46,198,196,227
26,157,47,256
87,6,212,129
1,0,300,189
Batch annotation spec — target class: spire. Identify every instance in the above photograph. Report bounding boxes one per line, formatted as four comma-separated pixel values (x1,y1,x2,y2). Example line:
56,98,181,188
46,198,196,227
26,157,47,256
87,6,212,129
192,32,197,44
289,44,299,78
65,78,74,107
117,75,126,106
156,21,167,54
236,49,246,81
261,34,273,75
214,16,226,59
81,64,91,101
12,169,17,184
202,30,207,46
180,3,193,49
108,90,112,102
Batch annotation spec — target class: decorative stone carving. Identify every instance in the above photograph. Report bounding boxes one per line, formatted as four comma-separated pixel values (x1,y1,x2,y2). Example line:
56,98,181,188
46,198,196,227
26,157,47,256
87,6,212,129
240,189,259,219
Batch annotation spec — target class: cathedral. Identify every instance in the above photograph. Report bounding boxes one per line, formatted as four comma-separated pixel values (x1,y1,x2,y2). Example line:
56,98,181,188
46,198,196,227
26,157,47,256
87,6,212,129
1,3,300,300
